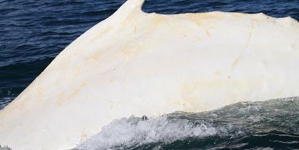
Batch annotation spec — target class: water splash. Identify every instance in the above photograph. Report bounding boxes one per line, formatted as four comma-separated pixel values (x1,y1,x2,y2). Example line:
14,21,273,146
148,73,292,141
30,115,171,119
0,146,11,150
75,97,299,150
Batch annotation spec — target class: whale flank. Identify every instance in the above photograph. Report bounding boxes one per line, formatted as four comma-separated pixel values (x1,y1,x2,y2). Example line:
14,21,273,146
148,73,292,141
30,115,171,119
1,0,299,149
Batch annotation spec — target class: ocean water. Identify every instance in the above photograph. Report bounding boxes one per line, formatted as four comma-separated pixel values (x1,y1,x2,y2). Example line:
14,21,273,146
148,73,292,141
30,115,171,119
0,0,299,149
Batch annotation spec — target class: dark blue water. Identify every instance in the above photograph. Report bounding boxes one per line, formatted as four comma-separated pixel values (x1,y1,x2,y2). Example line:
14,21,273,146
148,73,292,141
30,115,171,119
1,0,299,149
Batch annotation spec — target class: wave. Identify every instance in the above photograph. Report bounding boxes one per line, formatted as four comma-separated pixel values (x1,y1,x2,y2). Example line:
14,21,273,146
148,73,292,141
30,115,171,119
0,146,11,150
75,98,299,150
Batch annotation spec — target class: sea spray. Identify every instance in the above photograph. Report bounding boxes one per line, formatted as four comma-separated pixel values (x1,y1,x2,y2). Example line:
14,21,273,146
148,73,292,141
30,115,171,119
76,98,299,150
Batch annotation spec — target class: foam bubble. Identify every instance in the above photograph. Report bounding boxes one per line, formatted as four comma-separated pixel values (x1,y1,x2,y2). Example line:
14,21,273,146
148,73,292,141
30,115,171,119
0,146,11,150
76,115,229,150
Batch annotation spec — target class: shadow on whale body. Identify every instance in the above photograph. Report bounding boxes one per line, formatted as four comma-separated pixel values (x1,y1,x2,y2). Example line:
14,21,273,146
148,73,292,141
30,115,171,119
0,0,299,149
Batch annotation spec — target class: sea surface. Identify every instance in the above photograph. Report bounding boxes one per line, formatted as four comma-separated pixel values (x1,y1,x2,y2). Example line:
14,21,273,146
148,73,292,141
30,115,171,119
1,0,299,149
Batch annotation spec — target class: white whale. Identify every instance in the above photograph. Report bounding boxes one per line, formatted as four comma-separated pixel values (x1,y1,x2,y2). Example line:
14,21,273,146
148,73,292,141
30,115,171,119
1,0,299,149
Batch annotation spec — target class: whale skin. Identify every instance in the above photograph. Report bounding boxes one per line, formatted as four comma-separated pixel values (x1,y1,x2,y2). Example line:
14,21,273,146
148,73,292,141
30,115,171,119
0,0,299,149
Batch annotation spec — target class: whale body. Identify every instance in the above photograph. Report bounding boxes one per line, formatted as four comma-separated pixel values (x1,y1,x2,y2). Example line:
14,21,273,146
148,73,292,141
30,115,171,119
1,0,299,149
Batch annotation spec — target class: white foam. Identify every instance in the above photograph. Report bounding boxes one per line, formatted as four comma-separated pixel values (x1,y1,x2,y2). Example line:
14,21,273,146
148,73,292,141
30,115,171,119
76,115,230,150
0,146,11,150
0,97,14,110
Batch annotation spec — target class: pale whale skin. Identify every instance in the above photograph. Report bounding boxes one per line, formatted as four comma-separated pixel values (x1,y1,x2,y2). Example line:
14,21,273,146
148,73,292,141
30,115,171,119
1,0,299,149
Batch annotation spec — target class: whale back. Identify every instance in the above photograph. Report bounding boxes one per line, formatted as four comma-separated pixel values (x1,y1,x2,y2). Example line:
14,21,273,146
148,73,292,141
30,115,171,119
0,0,299,149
